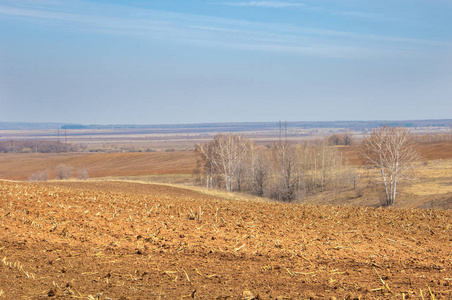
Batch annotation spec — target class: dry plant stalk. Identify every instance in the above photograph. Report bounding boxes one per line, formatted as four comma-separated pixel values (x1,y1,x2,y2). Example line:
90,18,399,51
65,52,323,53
373,267,391,293
197,206,203,223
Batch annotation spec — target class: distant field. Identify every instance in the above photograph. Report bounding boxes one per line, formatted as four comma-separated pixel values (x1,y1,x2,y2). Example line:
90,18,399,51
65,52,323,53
2,120,450,151
1,141,451,180
339,140,452,165
0,151,197,180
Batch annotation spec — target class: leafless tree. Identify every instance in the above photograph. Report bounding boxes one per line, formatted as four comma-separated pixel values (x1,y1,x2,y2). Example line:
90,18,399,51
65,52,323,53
327,131,353,146
271,142,301,202
213,134,251,191
195,142,216,189
250,145,270,197
363,126,420,206
77,168,89,180
196,134,251,191
28,169,49,181
195,133,356,201
299,142,353,194
342,130,353,146
327,134,341,146
56,164,73,180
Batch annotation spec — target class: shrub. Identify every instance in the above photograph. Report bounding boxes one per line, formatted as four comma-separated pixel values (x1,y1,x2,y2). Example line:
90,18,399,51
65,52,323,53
77,168,89,180
28,170,49,181
55,164,73,180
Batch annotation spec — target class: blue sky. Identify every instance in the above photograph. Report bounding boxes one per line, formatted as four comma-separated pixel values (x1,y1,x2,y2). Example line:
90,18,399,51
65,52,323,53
1,0,451,125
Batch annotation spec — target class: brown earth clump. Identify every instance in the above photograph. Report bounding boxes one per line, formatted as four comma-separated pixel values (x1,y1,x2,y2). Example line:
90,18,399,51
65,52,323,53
1,180,451,299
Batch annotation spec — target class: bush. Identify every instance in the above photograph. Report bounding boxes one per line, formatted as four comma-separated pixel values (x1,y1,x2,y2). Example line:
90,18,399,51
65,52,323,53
77,168,89,180
55,164,73,180
28,170,49,181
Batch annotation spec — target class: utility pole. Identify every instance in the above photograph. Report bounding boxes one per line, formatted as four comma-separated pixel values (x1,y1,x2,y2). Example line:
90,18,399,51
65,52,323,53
57,128,60,153
65,130,68,153
285,121,288,144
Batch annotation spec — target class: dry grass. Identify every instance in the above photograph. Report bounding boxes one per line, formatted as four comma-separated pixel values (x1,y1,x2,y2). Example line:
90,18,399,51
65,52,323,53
381,159,452,198
91,174,194,185
295,158,452,209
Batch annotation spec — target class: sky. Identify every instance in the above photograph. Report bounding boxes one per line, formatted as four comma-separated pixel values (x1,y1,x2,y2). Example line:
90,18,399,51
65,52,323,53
1,0,451,125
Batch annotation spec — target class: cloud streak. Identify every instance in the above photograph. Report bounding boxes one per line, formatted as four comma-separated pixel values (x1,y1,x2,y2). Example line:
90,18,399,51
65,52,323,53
0,1,449,59
223,1,305,8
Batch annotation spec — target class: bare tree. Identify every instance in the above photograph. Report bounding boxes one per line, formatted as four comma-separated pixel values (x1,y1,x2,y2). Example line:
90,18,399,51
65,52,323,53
195,142,216,189
327,131,353,146
342,130,353,146
250,145,270,197
212,134,251,191
327,134,341,146
28,169,49,181
271,142,300,202
195,133,357,201
299,142,352,194
56,164,73,180
77,168,89,180
363,126,420,206
196,134,251,191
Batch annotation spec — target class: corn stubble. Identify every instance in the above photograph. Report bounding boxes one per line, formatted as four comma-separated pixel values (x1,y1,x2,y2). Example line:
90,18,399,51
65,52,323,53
0,180,451,299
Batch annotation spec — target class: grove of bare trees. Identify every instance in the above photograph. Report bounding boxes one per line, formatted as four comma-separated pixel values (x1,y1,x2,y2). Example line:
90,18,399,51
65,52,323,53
55,164,73,180
363,126,420,206
0,140,81,153
195,133,357,202
327,130,354,146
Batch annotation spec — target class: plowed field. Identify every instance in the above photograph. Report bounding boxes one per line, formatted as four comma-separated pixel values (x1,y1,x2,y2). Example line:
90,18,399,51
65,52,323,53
0,152,197,180
1,180,452,299
1,141,451,181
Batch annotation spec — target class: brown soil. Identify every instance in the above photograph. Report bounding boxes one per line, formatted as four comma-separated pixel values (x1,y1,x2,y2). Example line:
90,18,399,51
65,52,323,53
1,141,451,181
340,141,452,166
415,141,452,161
0,152,197,180
1,180,452,299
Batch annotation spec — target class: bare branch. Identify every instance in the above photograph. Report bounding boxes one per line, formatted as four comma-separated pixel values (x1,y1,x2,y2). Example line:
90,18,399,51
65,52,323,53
363,126,420,206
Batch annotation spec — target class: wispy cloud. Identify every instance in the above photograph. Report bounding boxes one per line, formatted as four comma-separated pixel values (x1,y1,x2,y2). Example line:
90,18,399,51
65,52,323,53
223,1,393,23
223,1,305,8
0,0,449,59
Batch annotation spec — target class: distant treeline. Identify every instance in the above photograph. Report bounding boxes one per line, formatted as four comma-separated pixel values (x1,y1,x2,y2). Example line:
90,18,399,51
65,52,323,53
1,119,451,131
0,140,160,153
0,140,84,153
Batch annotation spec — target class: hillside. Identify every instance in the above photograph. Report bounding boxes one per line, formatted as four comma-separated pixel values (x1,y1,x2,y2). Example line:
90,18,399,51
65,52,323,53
339,141,452,166
0,141,451,211
1,180,451,299
0,151,197,180
1,141,452,180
